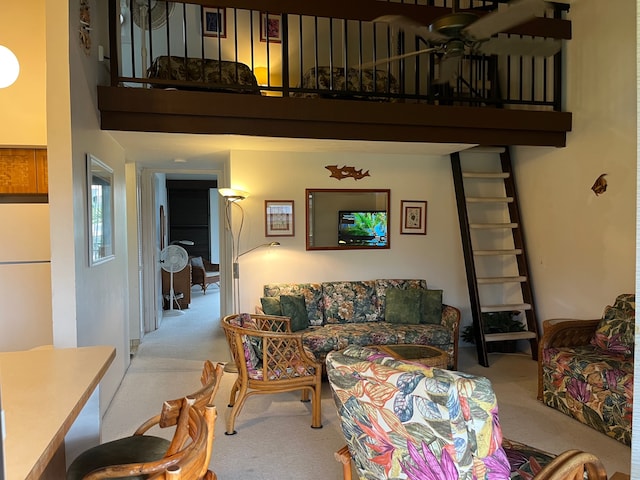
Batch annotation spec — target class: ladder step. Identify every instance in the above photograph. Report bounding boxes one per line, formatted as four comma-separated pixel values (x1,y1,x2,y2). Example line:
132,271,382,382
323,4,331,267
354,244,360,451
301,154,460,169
467,197,514,203
485,331,537,342
474,249,522,256
462,172,510,179
477,276,527,284
470,223,518,229
481,304,532,312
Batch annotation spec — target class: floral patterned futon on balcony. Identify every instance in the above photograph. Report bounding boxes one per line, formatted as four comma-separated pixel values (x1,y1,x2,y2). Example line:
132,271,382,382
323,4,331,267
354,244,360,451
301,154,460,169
539,294,634,445
259,279,460,369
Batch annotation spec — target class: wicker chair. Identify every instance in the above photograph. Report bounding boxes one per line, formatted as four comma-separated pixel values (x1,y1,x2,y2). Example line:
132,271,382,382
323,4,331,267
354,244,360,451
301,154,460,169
221,313,323,435
327,346,607,480
190,256,220,294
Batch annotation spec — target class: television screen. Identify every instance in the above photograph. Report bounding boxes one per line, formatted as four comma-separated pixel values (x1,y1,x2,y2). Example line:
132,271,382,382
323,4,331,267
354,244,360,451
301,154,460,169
338,211,387,247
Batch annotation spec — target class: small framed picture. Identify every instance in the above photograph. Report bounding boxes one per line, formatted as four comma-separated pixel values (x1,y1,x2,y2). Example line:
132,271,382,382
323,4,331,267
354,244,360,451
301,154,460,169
203,7,226,38
265,200,294,237
260,12,282,43
400,200,427,235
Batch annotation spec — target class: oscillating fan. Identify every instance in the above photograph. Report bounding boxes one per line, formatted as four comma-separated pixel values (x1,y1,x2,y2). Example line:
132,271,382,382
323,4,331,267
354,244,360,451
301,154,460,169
160,244,188,317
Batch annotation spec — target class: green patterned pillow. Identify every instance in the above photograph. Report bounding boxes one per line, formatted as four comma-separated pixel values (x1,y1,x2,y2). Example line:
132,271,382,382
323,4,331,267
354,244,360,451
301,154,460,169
280,295,310,332
385,288,422,324
260,297,282,316
421,289,443,324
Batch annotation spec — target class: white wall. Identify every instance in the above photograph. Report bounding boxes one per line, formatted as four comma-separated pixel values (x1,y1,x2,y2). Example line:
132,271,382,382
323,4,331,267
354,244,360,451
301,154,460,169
513,0,636,320
229,150,470,318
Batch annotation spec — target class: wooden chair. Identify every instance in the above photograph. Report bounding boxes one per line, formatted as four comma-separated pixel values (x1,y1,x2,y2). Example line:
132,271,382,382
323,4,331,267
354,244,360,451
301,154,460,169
190,257,220,294
76,397,216,479
221,313,322,434
67,361,223,480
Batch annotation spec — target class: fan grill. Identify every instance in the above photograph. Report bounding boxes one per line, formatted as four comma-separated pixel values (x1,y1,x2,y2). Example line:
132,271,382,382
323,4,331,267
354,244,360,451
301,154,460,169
131,0,175,30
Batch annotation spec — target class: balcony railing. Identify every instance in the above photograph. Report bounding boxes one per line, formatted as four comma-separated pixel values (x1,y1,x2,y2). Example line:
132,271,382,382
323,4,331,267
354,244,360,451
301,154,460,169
107,0,570,111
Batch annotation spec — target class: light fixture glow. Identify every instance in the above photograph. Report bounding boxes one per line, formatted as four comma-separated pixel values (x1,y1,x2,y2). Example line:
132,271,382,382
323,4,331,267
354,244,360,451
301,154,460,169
219,188,250,201
0,46,19,88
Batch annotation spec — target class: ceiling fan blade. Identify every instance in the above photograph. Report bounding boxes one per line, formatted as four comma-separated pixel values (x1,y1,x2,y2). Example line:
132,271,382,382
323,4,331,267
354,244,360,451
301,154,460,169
477,36,562,56
374,14,450,43
434,54,461,84
358,47,439,69
462,0,546,41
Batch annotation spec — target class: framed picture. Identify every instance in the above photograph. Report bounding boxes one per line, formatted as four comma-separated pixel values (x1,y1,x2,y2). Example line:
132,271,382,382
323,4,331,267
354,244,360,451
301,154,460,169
400,200,427,235
260,12,282,43
203,7,226,38
87,154,115,266
265,200,294,237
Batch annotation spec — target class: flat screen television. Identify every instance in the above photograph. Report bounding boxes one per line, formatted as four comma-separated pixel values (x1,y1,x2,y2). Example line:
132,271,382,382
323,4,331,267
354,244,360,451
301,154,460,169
338,211,388,247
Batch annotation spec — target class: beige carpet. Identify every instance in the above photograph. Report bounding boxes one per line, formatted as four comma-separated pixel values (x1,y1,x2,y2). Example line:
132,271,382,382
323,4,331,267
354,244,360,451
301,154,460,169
101,288,631,478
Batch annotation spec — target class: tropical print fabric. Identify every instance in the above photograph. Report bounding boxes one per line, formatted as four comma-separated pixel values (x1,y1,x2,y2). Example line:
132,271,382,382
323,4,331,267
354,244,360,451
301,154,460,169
327,346,557,480
541,294,634,445
323,280,380,324
301,317,455,369
294,66,399,101
264,283,324,326
261,281,459,369
541,345,633,445
147,56,259,93
326,346,511,480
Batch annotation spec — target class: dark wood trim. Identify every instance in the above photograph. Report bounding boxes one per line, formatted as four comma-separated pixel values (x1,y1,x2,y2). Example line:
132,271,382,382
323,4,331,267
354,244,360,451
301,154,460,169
184,0,571,39
98,86,571,147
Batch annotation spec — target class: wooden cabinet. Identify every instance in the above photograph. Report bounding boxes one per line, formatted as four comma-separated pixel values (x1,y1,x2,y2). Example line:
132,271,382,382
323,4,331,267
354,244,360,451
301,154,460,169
0,148,48,195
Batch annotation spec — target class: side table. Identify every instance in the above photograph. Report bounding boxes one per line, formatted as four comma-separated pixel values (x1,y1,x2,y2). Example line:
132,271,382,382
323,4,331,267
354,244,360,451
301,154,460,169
378,344,448,369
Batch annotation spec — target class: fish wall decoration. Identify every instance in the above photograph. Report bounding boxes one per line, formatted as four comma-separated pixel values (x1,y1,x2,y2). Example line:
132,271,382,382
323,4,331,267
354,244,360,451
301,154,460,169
591,173,608,196
325,165,371,181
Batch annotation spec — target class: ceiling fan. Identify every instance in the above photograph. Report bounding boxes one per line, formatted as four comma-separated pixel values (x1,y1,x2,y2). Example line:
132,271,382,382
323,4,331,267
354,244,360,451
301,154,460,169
371,0,564,84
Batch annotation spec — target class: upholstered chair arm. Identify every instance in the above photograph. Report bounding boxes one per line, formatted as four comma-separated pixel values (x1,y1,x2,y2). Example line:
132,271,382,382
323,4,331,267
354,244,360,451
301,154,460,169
441,304,461,369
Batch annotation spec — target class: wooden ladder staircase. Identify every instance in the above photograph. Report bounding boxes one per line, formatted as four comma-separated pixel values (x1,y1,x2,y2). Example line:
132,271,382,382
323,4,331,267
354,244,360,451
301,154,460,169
451,146,539,367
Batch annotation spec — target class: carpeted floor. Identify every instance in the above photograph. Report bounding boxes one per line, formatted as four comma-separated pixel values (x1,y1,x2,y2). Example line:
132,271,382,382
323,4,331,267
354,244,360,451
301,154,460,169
101,288,631,478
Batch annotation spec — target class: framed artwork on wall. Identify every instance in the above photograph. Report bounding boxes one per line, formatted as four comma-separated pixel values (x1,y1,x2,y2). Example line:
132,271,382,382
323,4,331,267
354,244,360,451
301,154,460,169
260,12,282,43
265,200,294,237
203,7,226,38
87,154,115,266
400,200,427,235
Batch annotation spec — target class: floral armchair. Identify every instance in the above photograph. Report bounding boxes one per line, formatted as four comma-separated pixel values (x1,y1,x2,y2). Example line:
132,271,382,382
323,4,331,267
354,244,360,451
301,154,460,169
326,346,607,480
221,313,323,435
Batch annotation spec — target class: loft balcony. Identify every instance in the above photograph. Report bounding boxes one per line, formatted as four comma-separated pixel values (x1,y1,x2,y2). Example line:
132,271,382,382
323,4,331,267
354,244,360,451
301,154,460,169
98,0,573,147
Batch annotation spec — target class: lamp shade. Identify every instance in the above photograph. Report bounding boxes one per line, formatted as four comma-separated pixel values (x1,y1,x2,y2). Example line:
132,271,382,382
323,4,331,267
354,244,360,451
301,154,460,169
219,188,250,200
0,46,19,88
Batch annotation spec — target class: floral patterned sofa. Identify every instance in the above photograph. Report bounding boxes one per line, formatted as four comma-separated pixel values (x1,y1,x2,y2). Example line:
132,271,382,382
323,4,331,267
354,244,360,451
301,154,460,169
258,280,460,369
538,293,634,445
326,346,607,480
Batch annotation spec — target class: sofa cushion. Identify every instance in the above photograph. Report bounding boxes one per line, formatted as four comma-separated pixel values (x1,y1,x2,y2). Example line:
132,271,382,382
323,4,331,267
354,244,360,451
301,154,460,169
301,322,454,367
421,289,443,324
263,283,324,326
280,295,310,332
323,280,378,324
541,344,633,445
190,256,204,268
591,294,635,355
375,279,428,321
260,297,282,316
385,288,422,324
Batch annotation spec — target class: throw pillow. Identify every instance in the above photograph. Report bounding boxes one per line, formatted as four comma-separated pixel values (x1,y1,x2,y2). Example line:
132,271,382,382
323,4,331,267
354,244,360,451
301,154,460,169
421,289,443,324
385,288,422,324
260,297,282,316
280,295,310,332
190,256,204,269
591,305,634,355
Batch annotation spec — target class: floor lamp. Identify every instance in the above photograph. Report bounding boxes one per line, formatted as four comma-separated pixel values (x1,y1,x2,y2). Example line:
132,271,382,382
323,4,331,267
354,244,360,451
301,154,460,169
219,188,249,373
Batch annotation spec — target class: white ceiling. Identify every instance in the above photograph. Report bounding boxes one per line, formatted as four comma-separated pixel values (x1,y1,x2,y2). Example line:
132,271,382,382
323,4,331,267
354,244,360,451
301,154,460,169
109,131,475,170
